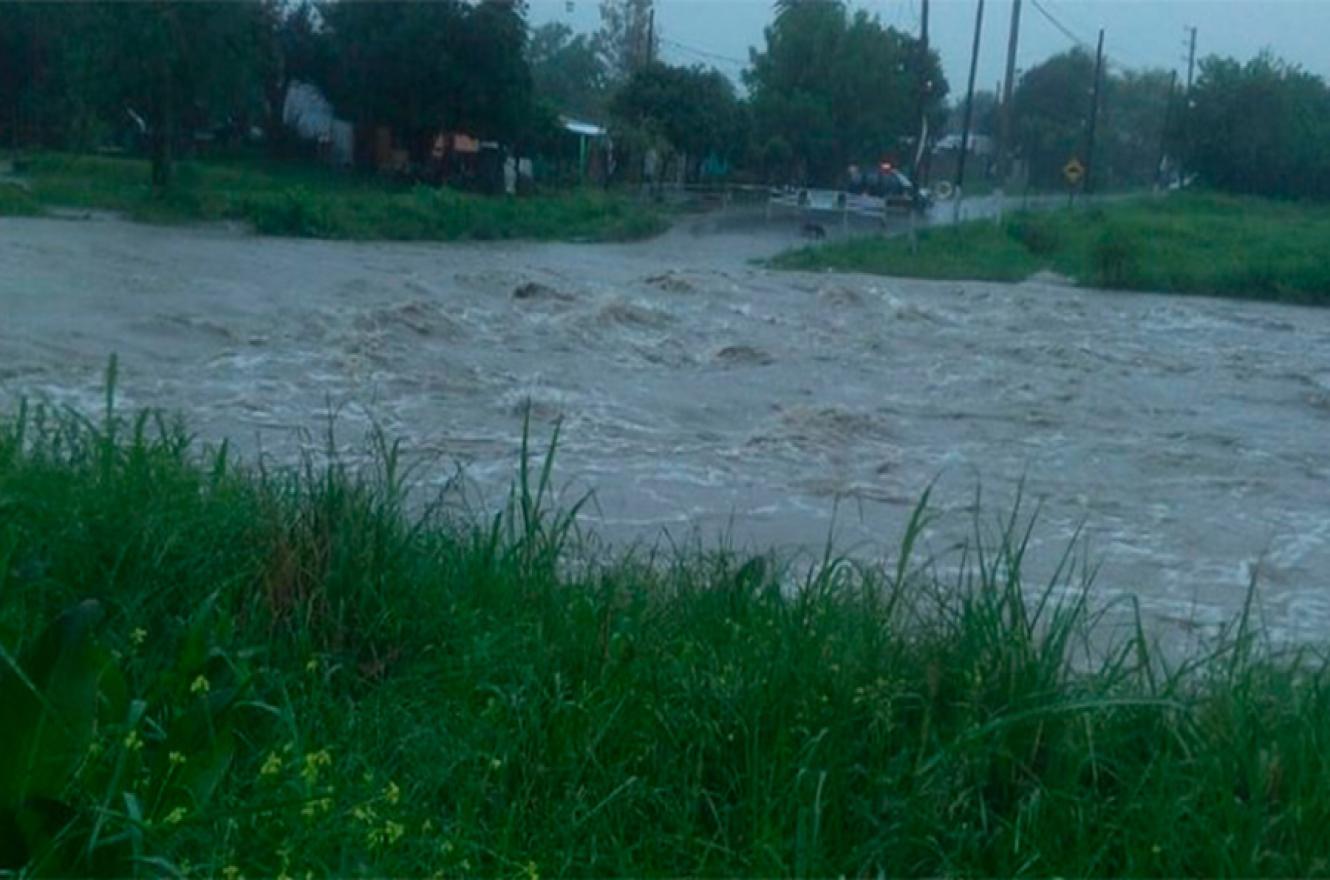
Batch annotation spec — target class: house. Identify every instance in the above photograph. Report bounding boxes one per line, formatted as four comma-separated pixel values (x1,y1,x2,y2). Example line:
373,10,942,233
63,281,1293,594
561,117,612,184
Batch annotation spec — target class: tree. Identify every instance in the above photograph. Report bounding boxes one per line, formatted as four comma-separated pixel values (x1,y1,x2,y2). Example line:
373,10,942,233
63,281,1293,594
595,0,656,84
609,62,745,178
947,90,999,137
1180,52,1330,199
746,1,945,184
464,0,536,148
0,5,113,151
1100,68,1173,188
255,1,336,155
1012,49,1095,188
77,2,267,188
319,0,534,157
530,23,609,119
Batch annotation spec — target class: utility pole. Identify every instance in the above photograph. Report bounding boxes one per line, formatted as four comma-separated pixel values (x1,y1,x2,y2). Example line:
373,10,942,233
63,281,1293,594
911,0,931,187
1083,28,1105,196
998,0,1022,183
1155,69,1177,188
954,0,985,202
1184,26,1197,91
645,7,655,67
1178,26,1197,184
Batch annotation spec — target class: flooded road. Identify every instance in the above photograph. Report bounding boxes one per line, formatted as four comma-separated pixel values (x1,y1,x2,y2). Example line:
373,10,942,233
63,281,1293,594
3,211,1328,641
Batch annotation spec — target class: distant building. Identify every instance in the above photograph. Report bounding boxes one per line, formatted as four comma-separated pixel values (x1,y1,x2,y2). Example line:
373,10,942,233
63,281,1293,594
933,133,995,157
560,117,613,184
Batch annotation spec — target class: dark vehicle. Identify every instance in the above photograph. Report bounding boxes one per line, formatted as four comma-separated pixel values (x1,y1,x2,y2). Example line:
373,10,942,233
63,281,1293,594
846,162,932,211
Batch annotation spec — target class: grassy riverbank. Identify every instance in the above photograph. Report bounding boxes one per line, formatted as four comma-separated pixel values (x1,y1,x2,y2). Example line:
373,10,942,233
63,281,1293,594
773,193,1330,305
4,381,1330,876
0,153,666,242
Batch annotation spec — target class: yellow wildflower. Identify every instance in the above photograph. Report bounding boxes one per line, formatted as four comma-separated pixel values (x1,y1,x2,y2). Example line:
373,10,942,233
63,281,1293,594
123,730,144,752
384,820,405,846
130,627,148,647
169,751,187,766
302,749,332,785
164,806,187,825
301,797,333,820
489,757,503,771
260,752,283,777
221,867,242,880
524,860,540,880
190,675,210,695
383,780,401,805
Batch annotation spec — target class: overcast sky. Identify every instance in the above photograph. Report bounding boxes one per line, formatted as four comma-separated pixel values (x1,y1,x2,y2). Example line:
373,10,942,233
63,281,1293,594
528,0,1330,97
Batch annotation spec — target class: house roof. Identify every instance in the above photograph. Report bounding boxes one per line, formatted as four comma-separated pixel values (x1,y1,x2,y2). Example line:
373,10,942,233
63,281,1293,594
563,118,607,138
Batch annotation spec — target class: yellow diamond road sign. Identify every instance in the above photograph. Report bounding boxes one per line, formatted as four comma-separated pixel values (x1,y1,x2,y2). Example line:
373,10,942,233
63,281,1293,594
1063,157,1085,186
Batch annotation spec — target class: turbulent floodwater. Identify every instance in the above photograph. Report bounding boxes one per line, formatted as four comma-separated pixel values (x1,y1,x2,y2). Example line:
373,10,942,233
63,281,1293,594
3,211,1329,642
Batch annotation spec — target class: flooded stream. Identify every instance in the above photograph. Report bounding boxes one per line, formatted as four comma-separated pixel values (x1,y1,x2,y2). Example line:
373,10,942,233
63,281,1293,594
3,211,1328,642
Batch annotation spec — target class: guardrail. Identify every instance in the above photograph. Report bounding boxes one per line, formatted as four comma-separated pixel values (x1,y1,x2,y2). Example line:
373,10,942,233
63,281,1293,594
624,182,920,230
765,187,913,230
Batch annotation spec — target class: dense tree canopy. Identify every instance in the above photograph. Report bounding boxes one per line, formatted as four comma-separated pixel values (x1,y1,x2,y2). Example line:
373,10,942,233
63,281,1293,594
1181,53,1330,199
595,0,657,84
745,0,947,185
4,0,1327,203
609,62,745,169
1,2,265,183
318,0,533,151
88,3,267,186
530,23,609,120
0,4,81,150
1099,68,1173,188
1011,49,1094,189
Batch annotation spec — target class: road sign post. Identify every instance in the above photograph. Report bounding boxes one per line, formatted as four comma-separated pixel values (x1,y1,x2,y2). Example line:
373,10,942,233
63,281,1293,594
1063,157,1085,206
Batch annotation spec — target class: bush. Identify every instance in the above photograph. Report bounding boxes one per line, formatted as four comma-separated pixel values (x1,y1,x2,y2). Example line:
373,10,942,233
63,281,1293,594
240,187,337,237
1090,221,1142,287
1005,213,1063,256
13,152,668,243
0,183,42,217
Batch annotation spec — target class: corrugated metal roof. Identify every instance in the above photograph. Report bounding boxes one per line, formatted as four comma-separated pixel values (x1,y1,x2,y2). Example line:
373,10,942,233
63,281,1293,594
563,119,607,137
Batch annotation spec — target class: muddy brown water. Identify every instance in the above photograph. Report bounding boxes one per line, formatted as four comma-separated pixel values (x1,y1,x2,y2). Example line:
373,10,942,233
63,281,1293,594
3,211,1328,644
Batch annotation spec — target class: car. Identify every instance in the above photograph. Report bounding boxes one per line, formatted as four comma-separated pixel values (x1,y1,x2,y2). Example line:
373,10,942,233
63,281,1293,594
846,163,932,212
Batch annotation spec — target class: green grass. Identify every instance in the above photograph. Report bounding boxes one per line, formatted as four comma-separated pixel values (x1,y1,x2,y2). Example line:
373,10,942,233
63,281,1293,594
776,219,1043,282
5,368,1330,876
0,152,667,242
773,192,1330,305
0,181,41,217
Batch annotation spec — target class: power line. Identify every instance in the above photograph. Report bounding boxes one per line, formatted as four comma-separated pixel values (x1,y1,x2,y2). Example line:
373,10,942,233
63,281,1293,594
1029,0,1089,51
1027,0,1143,74
658,37,747,68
